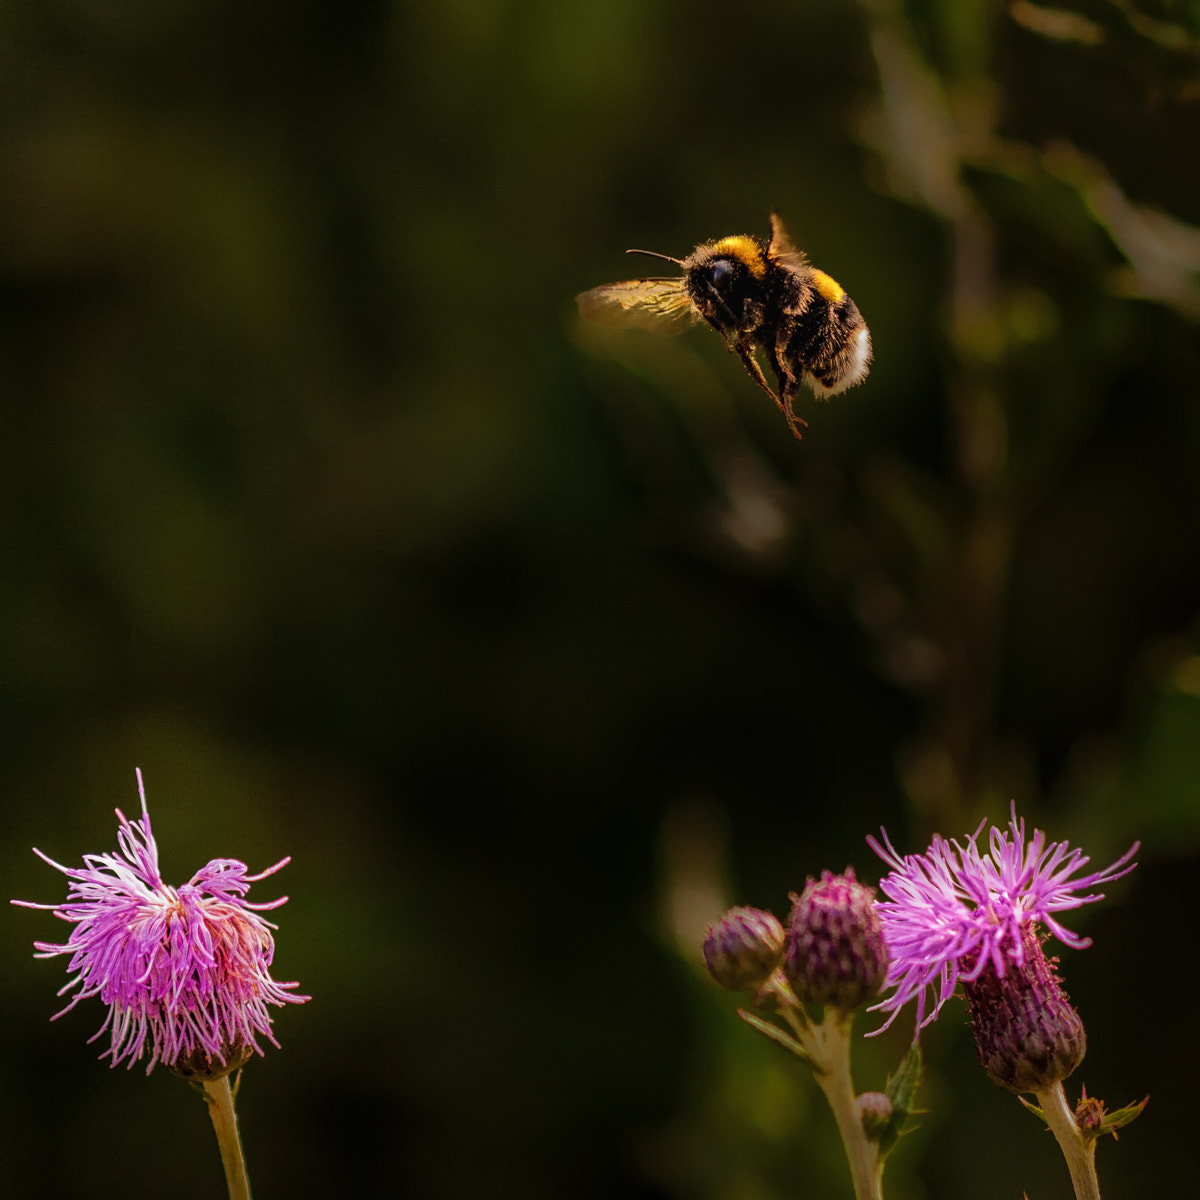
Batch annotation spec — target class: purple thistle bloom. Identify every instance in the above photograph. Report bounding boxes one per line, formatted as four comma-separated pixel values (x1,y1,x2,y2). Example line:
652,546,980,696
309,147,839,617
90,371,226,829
12,771,309,1074
866,804,1138,1033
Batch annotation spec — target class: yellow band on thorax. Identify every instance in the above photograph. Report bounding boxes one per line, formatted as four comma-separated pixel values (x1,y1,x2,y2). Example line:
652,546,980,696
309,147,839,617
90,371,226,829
712,236,767,279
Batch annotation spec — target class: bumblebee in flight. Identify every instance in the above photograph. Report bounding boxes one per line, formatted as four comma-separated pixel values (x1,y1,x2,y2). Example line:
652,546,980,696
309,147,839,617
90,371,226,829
576,212,871,438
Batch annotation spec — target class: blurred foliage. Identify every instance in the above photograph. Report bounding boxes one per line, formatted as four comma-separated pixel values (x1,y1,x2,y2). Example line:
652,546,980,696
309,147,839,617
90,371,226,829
1,0,1198,1197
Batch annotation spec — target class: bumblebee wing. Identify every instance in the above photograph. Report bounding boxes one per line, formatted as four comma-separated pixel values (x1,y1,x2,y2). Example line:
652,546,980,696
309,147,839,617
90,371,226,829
576,278,698,334
767,211,809,272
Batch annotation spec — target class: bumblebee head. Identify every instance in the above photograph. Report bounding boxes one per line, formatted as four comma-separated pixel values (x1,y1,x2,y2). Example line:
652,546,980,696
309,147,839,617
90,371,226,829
680,237,768,330
703,236,769,280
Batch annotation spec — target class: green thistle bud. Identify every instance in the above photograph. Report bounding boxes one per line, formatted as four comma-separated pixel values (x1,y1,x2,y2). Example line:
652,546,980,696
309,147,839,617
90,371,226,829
961,923,1086,1094
1071,1087,1149,1140
1075,1090,1106,1135
856,1091,894,1140
702,906,785,991
784,868,889,1011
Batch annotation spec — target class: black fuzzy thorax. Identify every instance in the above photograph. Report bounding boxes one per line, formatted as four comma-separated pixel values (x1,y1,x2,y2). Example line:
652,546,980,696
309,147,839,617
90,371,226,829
682,242,771,339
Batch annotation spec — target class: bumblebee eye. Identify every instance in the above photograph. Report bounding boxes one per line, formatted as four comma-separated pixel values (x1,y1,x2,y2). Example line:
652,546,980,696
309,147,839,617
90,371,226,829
709,259,733,285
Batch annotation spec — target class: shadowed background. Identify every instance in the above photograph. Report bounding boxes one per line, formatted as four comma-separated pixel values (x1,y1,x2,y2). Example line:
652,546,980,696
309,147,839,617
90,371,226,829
2,1,1198,1197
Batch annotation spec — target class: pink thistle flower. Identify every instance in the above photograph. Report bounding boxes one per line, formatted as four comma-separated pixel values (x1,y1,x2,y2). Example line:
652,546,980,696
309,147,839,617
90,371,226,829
12,770,309,1075
866,804,1138,1033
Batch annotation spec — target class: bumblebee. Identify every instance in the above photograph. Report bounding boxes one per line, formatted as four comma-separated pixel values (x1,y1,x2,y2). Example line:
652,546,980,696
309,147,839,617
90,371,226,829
576,212,871,438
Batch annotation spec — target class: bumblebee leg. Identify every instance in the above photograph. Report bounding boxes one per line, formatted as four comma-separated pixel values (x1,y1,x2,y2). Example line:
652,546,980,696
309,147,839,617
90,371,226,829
725,335,808,440
779,375,809,441
733,337,790,408
765,341,809,441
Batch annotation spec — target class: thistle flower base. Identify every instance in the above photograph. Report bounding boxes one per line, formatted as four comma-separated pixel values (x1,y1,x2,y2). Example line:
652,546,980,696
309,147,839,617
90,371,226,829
962,924,1085,1094
170,1040,256,1083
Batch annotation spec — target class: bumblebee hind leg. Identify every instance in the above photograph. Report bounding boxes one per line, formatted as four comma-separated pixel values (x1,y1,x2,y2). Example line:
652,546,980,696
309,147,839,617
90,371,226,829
730,336,808,440
778,373,809,441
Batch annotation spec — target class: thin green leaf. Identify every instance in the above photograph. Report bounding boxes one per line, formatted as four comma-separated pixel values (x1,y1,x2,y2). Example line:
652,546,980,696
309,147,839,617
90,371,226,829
736,1008,812,1064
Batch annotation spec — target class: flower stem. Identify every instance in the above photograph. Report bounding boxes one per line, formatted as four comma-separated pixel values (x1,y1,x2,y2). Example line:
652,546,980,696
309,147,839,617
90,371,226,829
1034,1081,1100,1200
201,1074,253,1200
771,992,883,1200
810,1011,885,1200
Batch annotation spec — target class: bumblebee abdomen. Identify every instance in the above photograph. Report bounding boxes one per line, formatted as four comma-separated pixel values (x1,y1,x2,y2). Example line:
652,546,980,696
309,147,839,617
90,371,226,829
782,292,872,399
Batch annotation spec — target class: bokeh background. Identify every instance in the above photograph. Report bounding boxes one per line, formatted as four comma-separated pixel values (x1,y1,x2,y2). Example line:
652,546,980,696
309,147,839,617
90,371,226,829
3,1,1198,1197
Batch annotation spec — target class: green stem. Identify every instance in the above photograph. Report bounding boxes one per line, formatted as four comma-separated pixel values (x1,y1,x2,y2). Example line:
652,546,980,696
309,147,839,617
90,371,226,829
762,980,884,1200
1034,1081,1100,1200
201,1074,253,1200
808,1010,885,1200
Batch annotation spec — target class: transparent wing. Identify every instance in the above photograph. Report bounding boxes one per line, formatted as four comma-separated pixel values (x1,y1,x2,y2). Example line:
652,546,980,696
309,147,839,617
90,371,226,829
575,278,699,334
767,211,809,273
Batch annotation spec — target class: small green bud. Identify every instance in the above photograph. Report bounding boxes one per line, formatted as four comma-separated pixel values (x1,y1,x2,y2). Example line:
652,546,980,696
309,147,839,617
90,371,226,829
1074,1087,1148,1141
856,1091,894,1140
1075,1092,1106,1134
783,868,889,1011
703,906,785,991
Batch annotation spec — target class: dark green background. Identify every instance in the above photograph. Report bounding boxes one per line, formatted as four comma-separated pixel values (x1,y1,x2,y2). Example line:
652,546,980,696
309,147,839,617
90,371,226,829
3,1,1198,1197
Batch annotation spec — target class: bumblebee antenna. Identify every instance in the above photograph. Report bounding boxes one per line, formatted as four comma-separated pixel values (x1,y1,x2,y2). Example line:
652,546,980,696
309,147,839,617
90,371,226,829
626,249,683,265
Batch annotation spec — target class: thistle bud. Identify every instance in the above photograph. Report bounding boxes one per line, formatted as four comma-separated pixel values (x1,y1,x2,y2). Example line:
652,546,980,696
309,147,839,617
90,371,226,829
856,1091,894,1140
1070,1087,1149,1140
782,868,888,1008
783,868,888,1011
961,923,1086,1094
702,906,785,991
1075,1091,1106,1134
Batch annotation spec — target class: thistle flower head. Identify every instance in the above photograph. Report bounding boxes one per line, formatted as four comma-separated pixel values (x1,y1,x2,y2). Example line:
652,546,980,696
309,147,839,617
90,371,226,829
12,771,309,1075
867,804,1138,1032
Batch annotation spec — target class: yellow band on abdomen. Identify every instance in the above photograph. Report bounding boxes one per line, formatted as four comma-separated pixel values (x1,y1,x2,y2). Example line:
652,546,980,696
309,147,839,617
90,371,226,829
810,270,845,302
